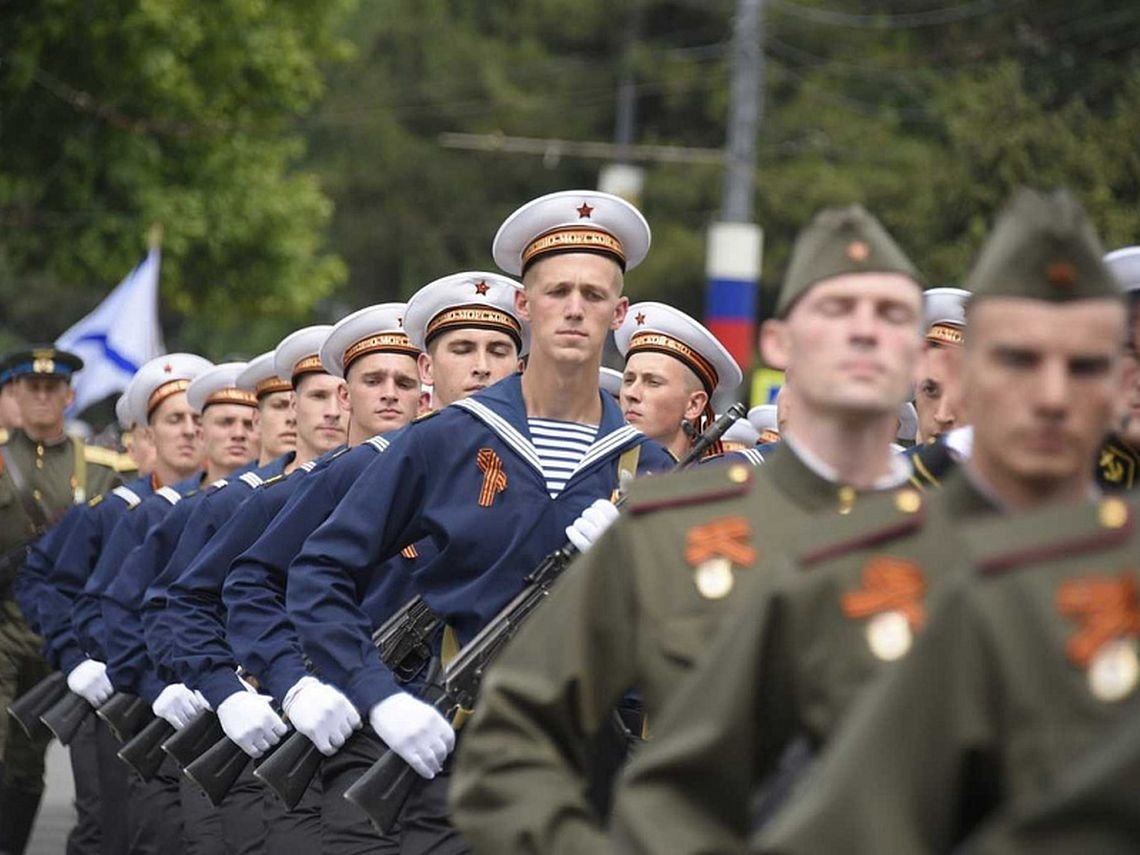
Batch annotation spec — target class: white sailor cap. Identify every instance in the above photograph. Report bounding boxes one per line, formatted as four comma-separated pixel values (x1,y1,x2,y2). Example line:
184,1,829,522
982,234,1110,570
747,404,781,444
493,190,651,276
923,287,970,346
403,273,529,356
721,414,759,447
236,351,292,400
320,304,419,379
127,353,214,426
898,401,918,442
186,362,258,414
1104,247,1140,294
615,302,743,397
114,391,134,430
599,366,623,398
274,326,334,385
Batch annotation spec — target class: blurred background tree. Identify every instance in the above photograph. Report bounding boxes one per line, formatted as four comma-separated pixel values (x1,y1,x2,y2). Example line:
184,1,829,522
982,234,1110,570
3,0,1139,410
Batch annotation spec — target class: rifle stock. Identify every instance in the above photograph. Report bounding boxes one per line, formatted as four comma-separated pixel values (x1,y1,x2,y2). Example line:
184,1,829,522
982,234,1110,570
96,694,150,744
8,671,67,739
118,715,173,781
339,404,747,830
41,691,92,745
183,733,256,807
161,711,224,769
252,729,320,810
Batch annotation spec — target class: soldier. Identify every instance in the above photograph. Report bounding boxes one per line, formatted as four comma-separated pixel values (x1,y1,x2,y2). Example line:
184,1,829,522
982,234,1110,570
0,368,23,443
448,202,926,852
615,301,742,461
612,187,1132,854
1094,246,1140,490
748,403,780,445
0,346,119,855
913,286,969,443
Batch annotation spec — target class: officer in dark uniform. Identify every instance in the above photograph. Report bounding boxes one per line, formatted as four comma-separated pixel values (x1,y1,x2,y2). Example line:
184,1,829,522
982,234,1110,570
0,346,119,855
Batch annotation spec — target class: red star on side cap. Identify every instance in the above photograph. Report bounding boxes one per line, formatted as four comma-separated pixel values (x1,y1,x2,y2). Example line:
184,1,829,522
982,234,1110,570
473,280,490,295
577,202,594,219
635,312,646,325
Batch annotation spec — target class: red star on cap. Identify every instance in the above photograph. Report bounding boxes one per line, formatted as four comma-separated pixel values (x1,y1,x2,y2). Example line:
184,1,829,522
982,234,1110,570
473,280,490,295
163,363,173,373
635,312,646,325
577,202,594,219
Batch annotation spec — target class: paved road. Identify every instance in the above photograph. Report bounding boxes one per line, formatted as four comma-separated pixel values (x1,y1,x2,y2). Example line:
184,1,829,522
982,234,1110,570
27,740,76,854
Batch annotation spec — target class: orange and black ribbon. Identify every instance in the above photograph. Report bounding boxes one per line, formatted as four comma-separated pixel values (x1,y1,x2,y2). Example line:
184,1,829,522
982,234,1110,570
476,448,508,507
841,556,927,629
684,516,755,566
1057,573,1140,667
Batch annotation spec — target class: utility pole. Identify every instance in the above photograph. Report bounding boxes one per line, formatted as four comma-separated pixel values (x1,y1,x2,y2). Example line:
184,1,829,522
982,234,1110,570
705,0,765,402
600,2,647,204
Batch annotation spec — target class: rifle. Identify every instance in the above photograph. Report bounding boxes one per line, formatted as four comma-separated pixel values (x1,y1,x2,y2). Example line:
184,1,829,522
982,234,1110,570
118,715,173,781
7,671,67,739
240,596,442,809
40,691,93,745
161,710,224,768
96,693,150,744
343,404,747,833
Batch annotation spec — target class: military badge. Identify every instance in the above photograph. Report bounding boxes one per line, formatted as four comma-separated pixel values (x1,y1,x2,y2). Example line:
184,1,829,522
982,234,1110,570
1058,572,1140,702
841,556,926,662
684,516,755,600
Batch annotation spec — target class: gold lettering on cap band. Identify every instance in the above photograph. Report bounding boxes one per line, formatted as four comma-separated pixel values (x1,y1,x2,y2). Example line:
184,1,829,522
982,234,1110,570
522,227,625,268
205,388,259,409
628,331,718,394
343,333,420,373
425,306,523,349
926,323,964,346
147,379,191,418
291,354,325,381
255,377,293,398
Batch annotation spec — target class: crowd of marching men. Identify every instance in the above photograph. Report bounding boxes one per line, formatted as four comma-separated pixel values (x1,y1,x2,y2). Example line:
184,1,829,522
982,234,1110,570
1,185,1140,854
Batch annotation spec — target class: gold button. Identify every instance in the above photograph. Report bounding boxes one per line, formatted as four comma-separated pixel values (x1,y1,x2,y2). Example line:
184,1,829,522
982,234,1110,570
894,489,922,514
1099,497,1129,530
727,465,749,484
36,444,44,456
837,485,856,515
32,489,41,501
35,459,43,469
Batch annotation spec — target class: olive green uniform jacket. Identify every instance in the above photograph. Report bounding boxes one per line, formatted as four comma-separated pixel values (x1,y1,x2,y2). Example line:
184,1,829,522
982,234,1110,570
752,493,1140,855
450,444,912,854
609,469,995,855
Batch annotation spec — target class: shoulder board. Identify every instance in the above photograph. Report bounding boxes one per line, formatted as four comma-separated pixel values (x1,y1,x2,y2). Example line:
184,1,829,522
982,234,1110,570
238,472,264,489
258,473,289,489
908,442,955,492
209,478,228,490
968,496,1135,576
413,409,440,424
111,485,143,508
740,448,765,467
87,493,105,508
798,488,926,568
625,461,753,516
301,459,318,472
366,436,390,453
155,486,182,505
83,445,120,470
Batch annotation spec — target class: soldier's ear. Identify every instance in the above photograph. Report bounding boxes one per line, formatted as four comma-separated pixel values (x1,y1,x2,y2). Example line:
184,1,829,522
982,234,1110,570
759,319,790,370
417,351,434,387
611,296,629,331
683,390,708,422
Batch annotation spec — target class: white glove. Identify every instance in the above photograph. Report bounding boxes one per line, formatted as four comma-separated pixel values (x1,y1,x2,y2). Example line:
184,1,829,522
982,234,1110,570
216,689,287,758
368,693,454,779
565,498,620,553
151,683,209,730
66,659,113,707
282,676,361,756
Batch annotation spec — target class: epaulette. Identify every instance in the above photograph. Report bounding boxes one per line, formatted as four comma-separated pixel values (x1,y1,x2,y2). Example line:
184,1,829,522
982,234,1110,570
155,486,183,505
87,493,105,508
259,473,288,489
83,445,121,470
300,459,318,472
625,462,753,516
739,448,765,467
797,488,925,568
111,485,143,509
238,472,264,490
366,436,390,454
208,478,228,490
967,496,1135,576
1096,439,1140,491
908,441,956,492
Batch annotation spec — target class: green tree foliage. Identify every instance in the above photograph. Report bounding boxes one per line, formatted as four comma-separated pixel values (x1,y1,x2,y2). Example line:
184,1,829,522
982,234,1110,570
0,0,354,356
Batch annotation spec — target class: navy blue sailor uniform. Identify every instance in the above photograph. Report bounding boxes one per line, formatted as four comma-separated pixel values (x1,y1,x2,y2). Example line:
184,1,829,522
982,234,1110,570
285,373,673,716
141,452,293,677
